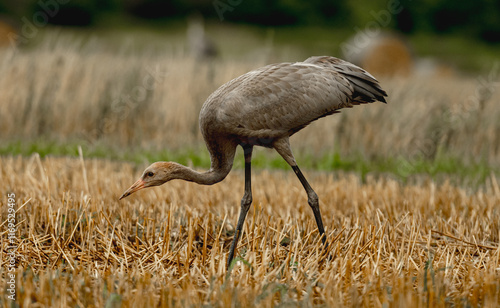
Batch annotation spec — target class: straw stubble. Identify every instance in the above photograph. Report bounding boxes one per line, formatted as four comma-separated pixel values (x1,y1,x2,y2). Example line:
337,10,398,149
1,155,499,307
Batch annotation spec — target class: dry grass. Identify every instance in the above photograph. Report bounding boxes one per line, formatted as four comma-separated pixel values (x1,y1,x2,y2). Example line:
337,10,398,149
1,155,499,307
0,30,499,164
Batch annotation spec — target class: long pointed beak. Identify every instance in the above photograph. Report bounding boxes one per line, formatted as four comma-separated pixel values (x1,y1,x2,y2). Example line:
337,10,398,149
119,178,145,200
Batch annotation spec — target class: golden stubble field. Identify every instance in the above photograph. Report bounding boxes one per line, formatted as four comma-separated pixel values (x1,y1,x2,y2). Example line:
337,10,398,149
1,155,499,307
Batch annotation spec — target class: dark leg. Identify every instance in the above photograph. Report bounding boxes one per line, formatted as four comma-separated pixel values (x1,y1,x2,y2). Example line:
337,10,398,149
273,138,327,246
292,165,327,245
227,145,253,269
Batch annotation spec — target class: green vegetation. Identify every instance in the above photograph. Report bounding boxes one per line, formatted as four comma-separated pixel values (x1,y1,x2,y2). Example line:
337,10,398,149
2,140,497,187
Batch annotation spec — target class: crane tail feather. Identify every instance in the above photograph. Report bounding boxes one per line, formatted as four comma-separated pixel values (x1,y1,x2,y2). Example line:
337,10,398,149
304,56,388,104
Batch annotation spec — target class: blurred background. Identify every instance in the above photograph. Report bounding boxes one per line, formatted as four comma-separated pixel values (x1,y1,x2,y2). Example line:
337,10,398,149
1,0,499,69
0,0,499,183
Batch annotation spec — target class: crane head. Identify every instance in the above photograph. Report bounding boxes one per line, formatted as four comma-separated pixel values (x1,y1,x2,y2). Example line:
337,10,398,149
119,162,176,200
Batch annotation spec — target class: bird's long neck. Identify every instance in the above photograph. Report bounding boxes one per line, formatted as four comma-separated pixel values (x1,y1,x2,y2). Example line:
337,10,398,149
175,140,236,185
176,163,231,185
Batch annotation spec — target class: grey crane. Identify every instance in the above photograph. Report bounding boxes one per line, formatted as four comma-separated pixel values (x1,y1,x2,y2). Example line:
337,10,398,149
119,56,388,269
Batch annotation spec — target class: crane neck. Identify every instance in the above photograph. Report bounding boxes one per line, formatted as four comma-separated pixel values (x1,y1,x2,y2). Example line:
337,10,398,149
175,134,237,185
176,164,231,185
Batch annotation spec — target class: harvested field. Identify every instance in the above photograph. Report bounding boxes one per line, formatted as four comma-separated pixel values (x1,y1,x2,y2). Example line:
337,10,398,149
1,155,499,306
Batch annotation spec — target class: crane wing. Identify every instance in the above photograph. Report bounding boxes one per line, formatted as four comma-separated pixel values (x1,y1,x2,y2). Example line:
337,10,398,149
204,56,387,141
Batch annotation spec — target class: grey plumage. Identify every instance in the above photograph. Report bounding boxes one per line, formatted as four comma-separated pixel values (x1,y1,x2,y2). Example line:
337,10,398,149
200,56,387,164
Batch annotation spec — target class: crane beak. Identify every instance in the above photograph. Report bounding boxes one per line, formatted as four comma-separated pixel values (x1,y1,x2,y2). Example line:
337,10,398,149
119,178,145,200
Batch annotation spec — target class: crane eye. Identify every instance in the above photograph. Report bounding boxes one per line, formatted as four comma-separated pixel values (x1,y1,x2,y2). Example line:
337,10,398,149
146,172,154,177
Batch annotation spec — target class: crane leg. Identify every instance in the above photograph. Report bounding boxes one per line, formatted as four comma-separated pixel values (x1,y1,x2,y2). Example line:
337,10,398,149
227,145,253,269
292,165,327,245
273,138,327,246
